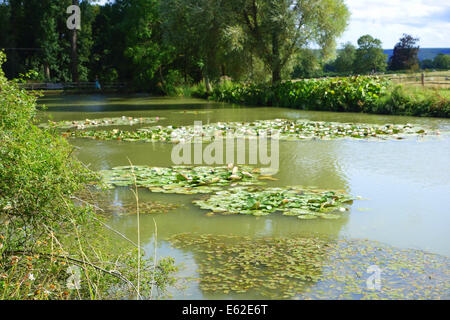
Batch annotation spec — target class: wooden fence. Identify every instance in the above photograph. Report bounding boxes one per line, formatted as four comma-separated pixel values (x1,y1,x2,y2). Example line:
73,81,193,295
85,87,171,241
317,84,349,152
385,73,450,88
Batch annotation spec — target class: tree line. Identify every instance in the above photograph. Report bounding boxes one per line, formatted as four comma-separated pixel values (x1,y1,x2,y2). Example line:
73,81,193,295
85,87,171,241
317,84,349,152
295,34,450,79
0,1,448,93
0,0,348,91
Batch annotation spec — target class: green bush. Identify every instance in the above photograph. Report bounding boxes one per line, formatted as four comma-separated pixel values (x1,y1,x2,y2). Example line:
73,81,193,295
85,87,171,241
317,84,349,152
0,52,176,300
1,51,91,231
173,81,208,99
211,76,389,111
377,86,450,117
209,76,450,118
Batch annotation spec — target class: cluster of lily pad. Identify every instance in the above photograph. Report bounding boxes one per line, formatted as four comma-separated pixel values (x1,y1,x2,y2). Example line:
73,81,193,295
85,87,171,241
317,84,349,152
41,116,164,130
68,119,436,143
169,233,450,299
99,165,266,195
97,165,355,219
193,186,353,219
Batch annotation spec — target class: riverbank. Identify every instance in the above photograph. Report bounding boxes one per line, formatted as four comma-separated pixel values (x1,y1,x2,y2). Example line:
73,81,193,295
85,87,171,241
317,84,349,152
176,77,450,118
0,52,176,300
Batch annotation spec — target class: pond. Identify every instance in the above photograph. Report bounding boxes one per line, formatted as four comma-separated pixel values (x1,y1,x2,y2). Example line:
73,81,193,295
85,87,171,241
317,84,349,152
37,94,450,299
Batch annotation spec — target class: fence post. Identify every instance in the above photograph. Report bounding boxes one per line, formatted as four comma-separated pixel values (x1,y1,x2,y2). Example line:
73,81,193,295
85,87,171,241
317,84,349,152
421,73,425,87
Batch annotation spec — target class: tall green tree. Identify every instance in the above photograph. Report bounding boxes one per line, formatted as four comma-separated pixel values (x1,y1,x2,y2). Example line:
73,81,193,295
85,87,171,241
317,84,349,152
433,53,450,70
420,59,434,70
161,0,244,89
388,34,420,71
230,0,349,84
353,35,387,74
333,42,356,74
70,0,80,82
0,0,96,82
90,2,127,82
119,0,174,91
291,48,322,78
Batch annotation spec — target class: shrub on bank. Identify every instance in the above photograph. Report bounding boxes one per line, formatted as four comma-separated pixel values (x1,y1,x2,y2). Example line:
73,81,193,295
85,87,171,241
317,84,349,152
209,77,450,118
211,77,389,111
375,86,450,118
0,52,176,300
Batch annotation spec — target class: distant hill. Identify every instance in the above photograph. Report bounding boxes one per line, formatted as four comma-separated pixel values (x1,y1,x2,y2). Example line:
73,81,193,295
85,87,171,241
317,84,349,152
383,48,450,61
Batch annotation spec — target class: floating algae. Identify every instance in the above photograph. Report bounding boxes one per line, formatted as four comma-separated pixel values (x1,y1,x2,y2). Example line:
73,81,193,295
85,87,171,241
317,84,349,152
193,186,354,218
99,165,266,194
69,119,438,143
303,239,450,300
169,233,450,300
169,234,329,298
75,189,181,216
41,116,165,130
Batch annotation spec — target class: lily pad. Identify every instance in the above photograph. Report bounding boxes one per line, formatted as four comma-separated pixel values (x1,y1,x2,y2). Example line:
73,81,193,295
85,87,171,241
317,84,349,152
67,119,439,143
192,186,354,218
99,165,267,195
41,116,165,130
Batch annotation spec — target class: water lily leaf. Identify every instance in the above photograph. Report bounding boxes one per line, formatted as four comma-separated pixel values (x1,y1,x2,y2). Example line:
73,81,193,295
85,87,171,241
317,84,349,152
67,119,439,143
193,186,355,219
98,165,266,195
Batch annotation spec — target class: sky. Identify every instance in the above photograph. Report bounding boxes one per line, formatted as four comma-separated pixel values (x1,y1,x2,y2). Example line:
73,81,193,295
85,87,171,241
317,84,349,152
96,0,450,49
337,0,450,48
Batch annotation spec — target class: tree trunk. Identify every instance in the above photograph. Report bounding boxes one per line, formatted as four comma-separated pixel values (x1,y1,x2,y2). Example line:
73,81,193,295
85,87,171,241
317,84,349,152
44,62,50,80
271,30,281,84
272,68,281,84
70,0,79,84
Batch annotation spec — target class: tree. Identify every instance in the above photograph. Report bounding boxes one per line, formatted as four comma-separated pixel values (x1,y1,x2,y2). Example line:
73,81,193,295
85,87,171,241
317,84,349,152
0,0,95,82
389,34,420,71
433,53,450,70
333,42,356,74
230,0,349,84
353,35,387,74
291,48,321,79
420,59,434,70
161,0,246,89
119,0,174,91
70,0,80,83
90,2,127,82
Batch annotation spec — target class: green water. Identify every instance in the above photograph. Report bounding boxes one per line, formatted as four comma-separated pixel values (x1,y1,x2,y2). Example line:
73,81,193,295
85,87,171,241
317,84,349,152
37,94,450,299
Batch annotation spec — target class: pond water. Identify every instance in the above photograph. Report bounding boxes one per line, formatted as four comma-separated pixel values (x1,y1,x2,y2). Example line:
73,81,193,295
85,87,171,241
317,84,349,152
37,94,450,299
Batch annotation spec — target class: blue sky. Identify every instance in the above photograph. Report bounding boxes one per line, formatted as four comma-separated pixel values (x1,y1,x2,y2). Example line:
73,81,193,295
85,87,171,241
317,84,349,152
338,0,450,48
97,0,450,49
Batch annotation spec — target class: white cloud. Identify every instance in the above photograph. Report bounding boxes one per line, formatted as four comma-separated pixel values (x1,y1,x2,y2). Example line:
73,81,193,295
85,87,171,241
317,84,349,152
338,0,450,48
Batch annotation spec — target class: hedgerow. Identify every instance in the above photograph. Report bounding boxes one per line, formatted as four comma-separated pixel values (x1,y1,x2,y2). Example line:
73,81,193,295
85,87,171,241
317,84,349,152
209,77,450,118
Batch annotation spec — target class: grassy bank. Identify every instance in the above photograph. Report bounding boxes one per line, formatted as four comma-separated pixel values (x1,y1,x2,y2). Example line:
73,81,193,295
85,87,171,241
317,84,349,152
0,52,176,300
177,76,449,118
